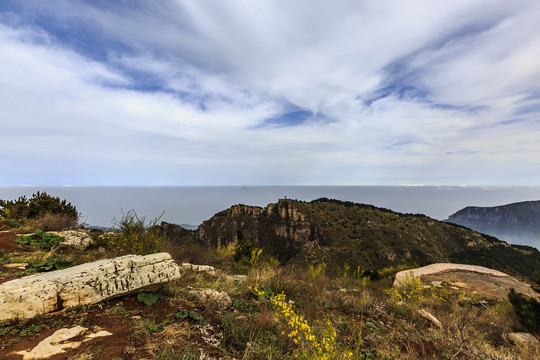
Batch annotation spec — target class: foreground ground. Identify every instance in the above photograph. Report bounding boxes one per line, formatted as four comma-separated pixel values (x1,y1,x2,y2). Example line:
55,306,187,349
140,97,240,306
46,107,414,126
1,229,539,359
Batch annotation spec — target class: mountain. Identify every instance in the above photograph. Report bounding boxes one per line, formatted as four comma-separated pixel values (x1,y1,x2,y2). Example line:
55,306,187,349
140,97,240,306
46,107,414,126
196,198,540,281
446,200,540,249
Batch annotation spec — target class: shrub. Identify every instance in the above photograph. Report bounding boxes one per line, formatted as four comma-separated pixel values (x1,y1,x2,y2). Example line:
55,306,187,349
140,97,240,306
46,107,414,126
508,289,540,331
250,284,354,359
386,273,425,303
0,192,77,220
108,210,164,255
234,239,261,265
29,213,78,231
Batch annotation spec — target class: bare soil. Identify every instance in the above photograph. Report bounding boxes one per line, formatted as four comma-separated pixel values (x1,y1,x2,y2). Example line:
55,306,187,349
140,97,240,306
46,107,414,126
0,291,222,359
0,231,21,254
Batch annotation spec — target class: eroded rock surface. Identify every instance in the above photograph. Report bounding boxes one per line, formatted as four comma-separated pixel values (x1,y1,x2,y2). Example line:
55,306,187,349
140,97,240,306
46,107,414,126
188,287,232,310
394,263,538,299
14,326,112,359
0,253,182,321
50,230,93,250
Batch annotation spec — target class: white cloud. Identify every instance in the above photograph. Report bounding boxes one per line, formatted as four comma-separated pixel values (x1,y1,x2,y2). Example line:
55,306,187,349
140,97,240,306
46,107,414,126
1,1,540,185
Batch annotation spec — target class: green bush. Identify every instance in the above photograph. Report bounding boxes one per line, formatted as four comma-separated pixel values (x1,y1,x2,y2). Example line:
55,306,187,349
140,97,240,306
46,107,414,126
0,192,77,220
16,230,65,250
508,289,540,331
109,210,164,255
234,239,261,264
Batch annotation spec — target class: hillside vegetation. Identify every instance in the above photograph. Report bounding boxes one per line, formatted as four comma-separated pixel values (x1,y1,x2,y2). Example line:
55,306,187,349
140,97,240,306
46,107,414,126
196,198,540,282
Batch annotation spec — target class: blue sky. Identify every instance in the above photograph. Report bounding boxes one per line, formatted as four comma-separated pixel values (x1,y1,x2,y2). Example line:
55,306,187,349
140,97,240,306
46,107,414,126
1,0,540,185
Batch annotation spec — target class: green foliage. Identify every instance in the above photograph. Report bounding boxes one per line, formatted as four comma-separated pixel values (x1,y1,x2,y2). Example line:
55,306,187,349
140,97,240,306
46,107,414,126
27,255,74,273
109,209,164,255
307,262,327,278
137,289,164,306
249,283,273,301
0,192,77,220
508,289,540,331
175,309,207,325
20,324,41,337
386,273,425,303
113,306,127,316
15,230,65,250
143,318,166,333
234,239,261,265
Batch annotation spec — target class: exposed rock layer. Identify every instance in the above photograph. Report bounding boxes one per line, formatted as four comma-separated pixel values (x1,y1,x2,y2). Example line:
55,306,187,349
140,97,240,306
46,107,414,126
0,253,182,321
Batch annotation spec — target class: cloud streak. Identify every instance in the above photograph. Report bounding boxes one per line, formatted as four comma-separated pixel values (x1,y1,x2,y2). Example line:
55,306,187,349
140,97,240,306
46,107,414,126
1,0,540,185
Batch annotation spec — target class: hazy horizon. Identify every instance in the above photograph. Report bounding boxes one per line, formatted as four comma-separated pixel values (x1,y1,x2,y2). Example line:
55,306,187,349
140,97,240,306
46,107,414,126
2,186,540,247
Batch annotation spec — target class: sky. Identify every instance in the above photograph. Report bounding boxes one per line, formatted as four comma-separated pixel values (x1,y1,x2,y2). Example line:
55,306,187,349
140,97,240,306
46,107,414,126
1,1,540,186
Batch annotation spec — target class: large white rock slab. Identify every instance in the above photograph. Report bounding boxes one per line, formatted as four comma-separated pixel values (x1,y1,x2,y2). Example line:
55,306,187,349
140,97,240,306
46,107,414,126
394,263,509,286
0,253,181,321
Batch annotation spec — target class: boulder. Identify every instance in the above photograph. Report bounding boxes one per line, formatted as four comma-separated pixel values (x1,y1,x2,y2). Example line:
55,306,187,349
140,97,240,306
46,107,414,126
394,263,509,286
0,253,182,321
394,263,539,299
507,332,539,346
50,230,93,250
188,287,232,310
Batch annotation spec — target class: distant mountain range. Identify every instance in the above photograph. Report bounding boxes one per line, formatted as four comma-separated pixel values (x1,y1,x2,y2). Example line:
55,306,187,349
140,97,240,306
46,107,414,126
446,200,540,249
194,198,540,281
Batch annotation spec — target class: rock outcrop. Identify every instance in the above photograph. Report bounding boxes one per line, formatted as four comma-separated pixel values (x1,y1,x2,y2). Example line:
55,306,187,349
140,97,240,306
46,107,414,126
196,199,321,262
394,263,510,285
0,253,182,321
394,263,539,299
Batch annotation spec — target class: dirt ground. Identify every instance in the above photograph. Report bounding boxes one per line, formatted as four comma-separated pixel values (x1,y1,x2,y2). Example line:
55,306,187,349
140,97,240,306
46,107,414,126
0,231,21,254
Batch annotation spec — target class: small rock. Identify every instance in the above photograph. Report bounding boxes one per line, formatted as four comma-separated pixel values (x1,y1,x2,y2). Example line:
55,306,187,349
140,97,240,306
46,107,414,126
226,274,247,282
83,330,113,341
189,288,232,310
3,263,28,270
507,332,539,346
418,309,442,328
182,263,216,274
430,281,442,288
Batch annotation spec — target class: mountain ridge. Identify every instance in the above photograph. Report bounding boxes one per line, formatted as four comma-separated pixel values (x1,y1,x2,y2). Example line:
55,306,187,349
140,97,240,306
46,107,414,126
447,200,540,249
195,198,540,281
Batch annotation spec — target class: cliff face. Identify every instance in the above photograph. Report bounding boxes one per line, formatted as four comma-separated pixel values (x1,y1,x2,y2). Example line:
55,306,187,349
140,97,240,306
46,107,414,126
196,198,540,279
196,199,322,261
447,201,540,248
